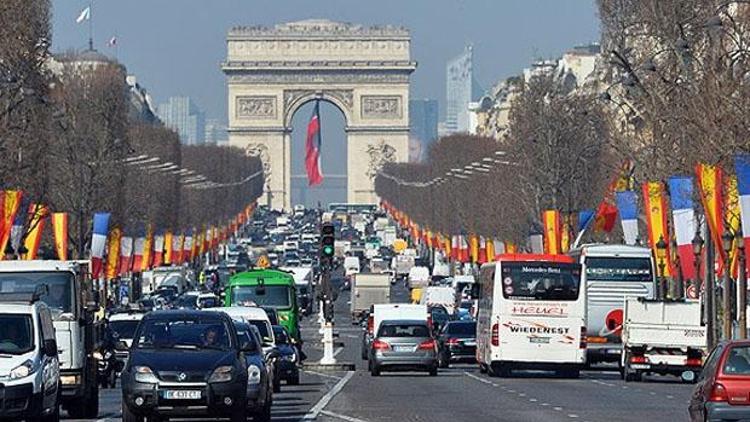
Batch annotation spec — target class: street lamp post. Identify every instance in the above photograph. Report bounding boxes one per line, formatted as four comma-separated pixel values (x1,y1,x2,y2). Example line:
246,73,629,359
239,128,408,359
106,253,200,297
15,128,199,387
656,236,668,300
738,230,747,339
722,231,734,340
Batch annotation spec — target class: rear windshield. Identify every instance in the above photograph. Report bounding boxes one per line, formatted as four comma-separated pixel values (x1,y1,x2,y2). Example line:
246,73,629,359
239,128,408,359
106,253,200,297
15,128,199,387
724,346,750,375
584,257,653,282
446,322,476,336
378,323,430,338
501,262,582,301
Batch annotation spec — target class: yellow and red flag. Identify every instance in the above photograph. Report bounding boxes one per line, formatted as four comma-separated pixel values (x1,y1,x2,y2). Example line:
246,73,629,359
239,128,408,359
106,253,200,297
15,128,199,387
141,225,153,271
163,231,174,265
642,181,673,276
543,210,561,255
105,227,122,280
469,234,479,263
486,237,495,261
22,204,48,260
726,176,741,276
696,164,726,270
0,190,23,259
51,212,68,261
560,214,572,254
506,242,518,254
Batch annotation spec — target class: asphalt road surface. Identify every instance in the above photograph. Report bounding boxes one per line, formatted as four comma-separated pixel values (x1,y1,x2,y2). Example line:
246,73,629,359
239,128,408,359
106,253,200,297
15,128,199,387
66,276,694,422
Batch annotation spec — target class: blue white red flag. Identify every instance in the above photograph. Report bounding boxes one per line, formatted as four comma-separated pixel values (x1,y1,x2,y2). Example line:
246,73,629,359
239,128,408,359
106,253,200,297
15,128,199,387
615,191,639,246
305,101,323,186
668,176,696,282
90,213,110,279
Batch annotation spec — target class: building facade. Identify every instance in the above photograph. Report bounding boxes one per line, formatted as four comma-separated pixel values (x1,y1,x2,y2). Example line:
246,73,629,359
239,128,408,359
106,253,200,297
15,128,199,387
204,118,228,144
408,98,438,159
157,96,206,145
443,45,483,134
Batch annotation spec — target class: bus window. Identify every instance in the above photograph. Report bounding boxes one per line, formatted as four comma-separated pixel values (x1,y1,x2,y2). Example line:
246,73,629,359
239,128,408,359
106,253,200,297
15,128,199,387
584,257,652,282
501,263,580,301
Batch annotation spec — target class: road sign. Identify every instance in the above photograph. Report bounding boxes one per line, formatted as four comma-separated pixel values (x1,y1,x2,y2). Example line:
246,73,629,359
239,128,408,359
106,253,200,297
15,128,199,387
393,238,407,252
256,255,270,268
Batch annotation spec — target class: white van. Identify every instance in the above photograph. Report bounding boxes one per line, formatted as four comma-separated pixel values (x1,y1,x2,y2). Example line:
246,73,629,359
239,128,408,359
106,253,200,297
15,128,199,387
476,254,586,378
420,286,457,314
204,306,275,349
0,298,60,421
407,266,430,289
344,256,361,277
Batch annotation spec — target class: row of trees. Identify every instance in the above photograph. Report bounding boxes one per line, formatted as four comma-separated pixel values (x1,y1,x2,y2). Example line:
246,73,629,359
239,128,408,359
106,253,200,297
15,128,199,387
1,0,263,257
376,0,750,245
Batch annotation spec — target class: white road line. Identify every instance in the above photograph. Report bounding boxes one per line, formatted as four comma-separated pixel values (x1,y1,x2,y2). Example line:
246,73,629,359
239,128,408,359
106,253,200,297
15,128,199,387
464,371,493,385
302,371,355,420
333,347,344,357
320,409,370,422
303,369,344,380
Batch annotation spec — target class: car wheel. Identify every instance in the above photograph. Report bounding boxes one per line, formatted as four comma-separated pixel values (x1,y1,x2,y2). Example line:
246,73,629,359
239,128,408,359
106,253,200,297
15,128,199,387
255,397,272,422
121,403,143,422
370,365,380,376
429,367,438,376
42,403,60,422
479,363,488,374
361,347,368,361
230,408,246,422
273,375,281,393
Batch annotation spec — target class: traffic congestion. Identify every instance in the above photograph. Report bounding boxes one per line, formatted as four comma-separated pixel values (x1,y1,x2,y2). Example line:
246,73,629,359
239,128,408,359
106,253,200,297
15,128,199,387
0,203,731,421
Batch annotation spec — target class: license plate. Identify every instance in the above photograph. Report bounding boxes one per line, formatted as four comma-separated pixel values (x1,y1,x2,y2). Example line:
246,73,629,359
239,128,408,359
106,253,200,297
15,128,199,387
393,346,413,352
529,337,550,344
162,390,201,400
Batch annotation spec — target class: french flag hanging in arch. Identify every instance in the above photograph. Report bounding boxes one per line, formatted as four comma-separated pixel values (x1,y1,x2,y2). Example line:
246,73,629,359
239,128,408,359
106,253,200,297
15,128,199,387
305,101,324,186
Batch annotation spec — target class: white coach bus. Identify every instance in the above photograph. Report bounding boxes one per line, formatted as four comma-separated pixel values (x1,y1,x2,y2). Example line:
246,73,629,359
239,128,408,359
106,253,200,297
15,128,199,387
476,254,587,378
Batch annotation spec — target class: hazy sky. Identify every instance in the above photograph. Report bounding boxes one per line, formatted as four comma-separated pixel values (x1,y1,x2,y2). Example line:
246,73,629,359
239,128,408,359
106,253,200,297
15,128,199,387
51,0,600,121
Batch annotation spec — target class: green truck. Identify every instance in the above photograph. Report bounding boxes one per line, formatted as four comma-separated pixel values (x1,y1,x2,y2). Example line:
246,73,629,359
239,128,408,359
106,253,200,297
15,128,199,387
224,269,301,340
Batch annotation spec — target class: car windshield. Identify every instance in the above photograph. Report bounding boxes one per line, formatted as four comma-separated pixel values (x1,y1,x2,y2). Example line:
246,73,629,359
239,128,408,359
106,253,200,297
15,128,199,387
248,320,271,340
0,272,74,315
378,323,430,338
231,285,291,308
724,346,750,375
446,322,476,336
136,316,232,350
234,324,259,353
110,320,140,340
501,262,582,301
0,315,34,355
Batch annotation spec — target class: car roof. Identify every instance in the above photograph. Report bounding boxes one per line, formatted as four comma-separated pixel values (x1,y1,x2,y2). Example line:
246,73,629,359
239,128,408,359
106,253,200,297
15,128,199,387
203,306,270,322
109,312,146,321
0,301,41,314
144,309,229,321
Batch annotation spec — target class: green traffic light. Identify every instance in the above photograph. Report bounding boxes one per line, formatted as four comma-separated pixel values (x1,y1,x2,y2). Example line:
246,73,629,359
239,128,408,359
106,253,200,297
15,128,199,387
323,245,334,255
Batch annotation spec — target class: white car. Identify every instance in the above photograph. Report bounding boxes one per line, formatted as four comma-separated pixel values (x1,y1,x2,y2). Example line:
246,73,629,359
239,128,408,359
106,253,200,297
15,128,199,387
0,297,60,421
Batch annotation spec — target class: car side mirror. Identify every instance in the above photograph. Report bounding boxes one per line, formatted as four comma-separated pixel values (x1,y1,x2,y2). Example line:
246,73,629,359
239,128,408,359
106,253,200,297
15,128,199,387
114,340,129,351
44,339,57,357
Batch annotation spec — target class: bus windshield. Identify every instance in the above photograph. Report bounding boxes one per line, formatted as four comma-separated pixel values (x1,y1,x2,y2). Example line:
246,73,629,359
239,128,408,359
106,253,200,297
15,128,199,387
231,285,291,308
0,272,74,315
501,262,581,301
584,257,652,282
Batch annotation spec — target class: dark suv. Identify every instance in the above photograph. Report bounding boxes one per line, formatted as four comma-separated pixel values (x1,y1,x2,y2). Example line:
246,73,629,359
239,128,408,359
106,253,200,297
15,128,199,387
119,310,249,422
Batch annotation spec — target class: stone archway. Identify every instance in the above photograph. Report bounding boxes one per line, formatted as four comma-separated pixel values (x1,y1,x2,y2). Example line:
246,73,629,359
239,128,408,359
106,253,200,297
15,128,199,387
222,19,416,210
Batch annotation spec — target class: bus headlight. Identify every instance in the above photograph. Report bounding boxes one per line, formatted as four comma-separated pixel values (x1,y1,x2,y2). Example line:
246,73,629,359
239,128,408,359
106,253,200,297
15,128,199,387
247,365,261,385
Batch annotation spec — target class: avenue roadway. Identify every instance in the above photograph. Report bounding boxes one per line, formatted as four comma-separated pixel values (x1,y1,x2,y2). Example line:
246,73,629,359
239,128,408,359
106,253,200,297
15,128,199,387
70,279,693,422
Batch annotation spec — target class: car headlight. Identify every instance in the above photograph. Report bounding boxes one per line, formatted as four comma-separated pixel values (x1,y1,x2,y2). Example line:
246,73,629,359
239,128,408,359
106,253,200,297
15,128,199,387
282,353,296,362
93,351,103,360
133,366,159,384
10,360,35,380
208,365,233,383
247,365,261,385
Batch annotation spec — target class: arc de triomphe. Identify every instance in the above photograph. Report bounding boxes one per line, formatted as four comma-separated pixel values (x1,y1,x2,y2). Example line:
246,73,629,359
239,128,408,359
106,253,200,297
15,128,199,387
222,19,416,210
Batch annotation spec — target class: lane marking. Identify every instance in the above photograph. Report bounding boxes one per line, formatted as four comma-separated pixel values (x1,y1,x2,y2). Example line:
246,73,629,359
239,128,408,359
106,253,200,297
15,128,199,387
320,410,370,422
302,371,355,420
464,371,493,385
333,347,344,357
303,369,344,380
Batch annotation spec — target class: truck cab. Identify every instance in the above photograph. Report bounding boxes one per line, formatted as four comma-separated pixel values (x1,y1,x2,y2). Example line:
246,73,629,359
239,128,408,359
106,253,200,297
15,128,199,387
0,260,101,419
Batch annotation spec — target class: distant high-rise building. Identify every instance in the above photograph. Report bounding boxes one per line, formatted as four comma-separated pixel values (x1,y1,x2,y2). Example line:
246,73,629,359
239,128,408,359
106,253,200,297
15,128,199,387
157,96,205,145
204,118,228,144
409,99,438,159
443,45,483,134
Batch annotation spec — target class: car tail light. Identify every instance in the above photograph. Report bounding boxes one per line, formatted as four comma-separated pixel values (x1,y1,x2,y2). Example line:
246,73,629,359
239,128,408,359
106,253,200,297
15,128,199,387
685,358,702,367
579,327,587,349
446,338,460,346
367,315,374,335
491,323,499,346
418,339,437,351
709,383,728,402
630,355,647,364
372,339,390,351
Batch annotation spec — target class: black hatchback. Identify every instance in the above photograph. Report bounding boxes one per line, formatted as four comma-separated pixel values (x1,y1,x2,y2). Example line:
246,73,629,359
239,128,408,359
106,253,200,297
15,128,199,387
437,320,477,368
119,310,250,422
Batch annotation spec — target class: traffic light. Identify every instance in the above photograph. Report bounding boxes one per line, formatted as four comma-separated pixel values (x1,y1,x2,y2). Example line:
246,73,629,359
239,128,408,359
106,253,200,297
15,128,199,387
320,223,335,260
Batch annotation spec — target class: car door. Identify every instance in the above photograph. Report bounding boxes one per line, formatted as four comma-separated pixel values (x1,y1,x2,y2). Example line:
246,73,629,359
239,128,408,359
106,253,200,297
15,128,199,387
39,307,60,407
690,345,724,421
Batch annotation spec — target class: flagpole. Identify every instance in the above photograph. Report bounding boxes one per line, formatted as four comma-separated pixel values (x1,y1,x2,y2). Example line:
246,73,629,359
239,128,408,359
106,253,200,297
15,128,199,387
88,1,94,50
